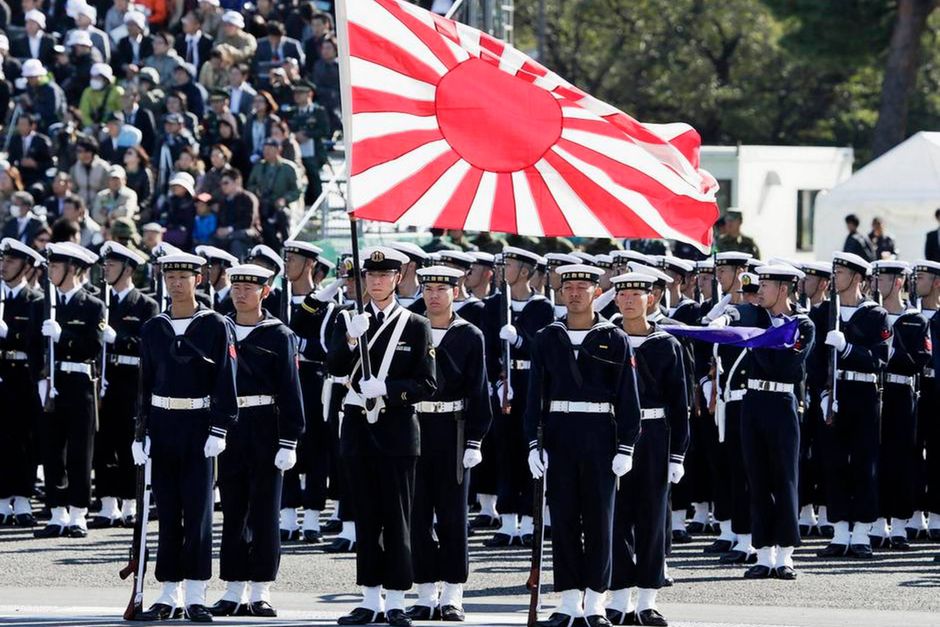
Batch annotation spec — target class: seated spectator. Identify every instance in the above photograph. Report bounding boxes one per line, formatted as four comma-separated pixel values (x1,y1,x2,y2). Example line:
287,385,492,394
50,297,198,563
247,138,302,249
0,162,23,222
287,81,329,204
197,0,224,39
123,145,156,221
20,59,65,131
159,171,197,249
170,62,206,118
1,190,45,243
165,91,201,137
12,9,56,67
154,112,199,194
300,7,333,75
174,144,205,185
120,88,158,155
141,221,165,256
216,11,257,64
245,90,280,163
226,63,256,118
104,0,131,38
135,67,166,117
178,11,213,74
31,223,52,251
8,112,53,188
312,35,341,132
142,31,182,87
197,144,231,201
50,216,82,244
43,170,73,222
193,192,218,246
92,164,138,226
215,167,260,259
61,193,104,248
60,30,100,103
198,45,235,92
253,21,304,83
270,119,302,168
66,2,110,63
216,116,251,179
69,137,110,207
114,11,154,79
98,111,142,164
78,62,123,130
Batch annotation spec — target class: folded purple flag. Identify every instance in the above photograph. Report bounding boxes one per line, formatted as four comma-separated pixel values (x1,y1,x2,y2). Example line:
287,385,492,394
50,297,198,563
664,318,799,350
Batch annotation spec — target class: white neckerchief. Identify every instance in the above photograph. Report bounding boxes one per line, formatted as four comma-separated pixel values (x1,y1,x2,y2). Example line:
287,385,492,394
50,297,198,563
431,327,446,347
628,334,648,349
839,305,858,323
510,294,533,313
234,323,254,341
58,283,83,304
169,317,194,335
567,328,589,358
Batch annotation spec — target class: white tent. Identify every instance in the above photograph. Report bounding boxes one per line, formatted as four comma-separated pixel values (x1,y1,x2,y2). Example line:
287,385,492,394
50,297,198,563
814,131,940,261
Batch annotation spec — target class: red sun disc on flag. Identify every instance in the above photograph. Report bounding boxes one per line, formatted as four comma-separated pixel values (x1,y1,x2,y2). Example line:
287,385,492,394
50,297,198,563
338,0,720,251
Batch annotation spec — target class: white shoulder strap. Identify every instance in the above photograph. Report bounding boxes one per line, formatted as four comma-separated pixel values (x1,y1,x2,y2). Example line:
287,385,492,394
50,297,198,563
376,310,412,381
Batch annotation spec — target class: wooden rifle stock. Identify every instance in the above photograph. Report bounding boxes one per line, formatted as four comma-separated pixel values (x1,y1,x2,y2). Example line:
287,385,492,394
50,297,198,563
825,280,840,425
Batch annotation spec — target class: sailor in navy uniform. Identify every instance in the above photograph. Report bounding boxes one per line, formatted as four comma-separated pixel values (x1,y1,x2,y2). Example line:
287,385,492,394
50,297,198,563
814,252,891,559
406,266,492,623
210,264,305,618
605,271,687,627
911,261,940,540
437,250,486,329
133,252,238,622
466,252,495,301
0,238,44,527
659,257,699,325
868,261,931,550
246,244,286,322
389,241,430,312
328,246,436,627
481,246,554,547
728,265,815,579
194,245,239,316
88,242,159,529
544,253,581,319
33,243,107,539
279,239,343,542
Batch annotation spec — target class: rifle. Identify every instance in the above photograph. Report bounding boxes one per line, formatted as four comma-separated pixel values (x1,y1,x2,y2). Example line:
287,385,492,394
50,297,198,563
42,260,57,412
500,273,512,415
825,278,840,425
281,249,291,324
709,253,722,422
525,385,548,626
99,280,110,398
348,217,381,424
120,367,152,620
0,278,4,385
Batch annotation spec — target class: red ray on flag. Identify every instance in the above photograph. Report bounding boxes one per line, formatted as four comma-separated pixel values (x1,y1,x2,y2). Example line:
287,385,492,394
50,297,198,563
336,0,720,252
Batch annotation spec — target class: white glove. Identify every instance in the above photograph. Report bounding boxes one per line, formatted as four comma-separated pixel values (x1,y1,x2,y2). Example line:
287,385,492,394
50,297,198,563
612,453,633,477
704,294,732,322
360,377,387,399
41,319,62,343
463,448,483,469
0,320,8,339
131,437,150,466
825,330,846,352
669,462,685,484
102,324,117,344
527,448,548,479
314,278,344,303
499,324,518,345
495,379,514,402
274,447,297,471
707,315,728,329
203,435,226,458
702,380,714,404
346,312,371,339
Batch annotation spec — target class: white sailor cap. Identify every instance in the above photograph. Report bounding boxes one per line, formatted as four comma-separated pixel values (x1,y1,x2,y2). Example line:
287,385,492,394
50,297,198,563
282,240,324,260
832,251,871,275
555,264,604,283
152,242,182,259
157,253,206,273
226,263,274,285
100,241,147,267
317,257,335,270
611,250,654,266
502,246,541,266
593,254,614,269
715,251,753,267
746,258,763,271
766,257,799,268
740,272,759,293
194,245,238,267
361,246,409,271
695,258,714,271
168,172,195,196
628,262,674,284
417,265,464,286
469,251,495,267
658,256,695,275
47,242,98,267
248,244,284,274
437,250,476,270
914,260,940,276
388,241,430,264
756,264,805,283
24,9,46,29
872,260,911,275
801,261,832,278
611,272,656,292
544,252,580,267
1,237,44,266
142,222,166,234
571,251,596,265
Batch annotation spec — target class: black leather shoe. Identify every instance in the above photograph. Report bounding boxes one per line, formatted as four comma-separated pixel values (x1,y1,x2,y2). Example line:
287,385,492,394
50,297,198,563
520,533,534,547
819,525,834,538
67,525,88,538
404,605,438,621
280,528,300,542
703,539,733,554
743,564,772,579
606,608,635,625
87,515,122,529
0,514,13,526
544,526,552,540
138,603,179,621
848,543,873,559
816,543,848,558
774,565,798,580
671,529,692,544
535,612,579,627
440,605,464,622
304,529,323,543
13,513,37,527
324,537,356,553
386,608,413,627
719,550,756,565
686,521,707,534
585,615,613,627
469,514,499,529
322,519,343,534
249,601,277,617
337,607,384,625
483,532,516,548
799,524,812,537
33,523,67,538
662,574,674,587
905,527,924,541
635,608,668,626
208,600,245,617
868,535,889,548
123,514,137,527
928,529,940,541
185,604,213,622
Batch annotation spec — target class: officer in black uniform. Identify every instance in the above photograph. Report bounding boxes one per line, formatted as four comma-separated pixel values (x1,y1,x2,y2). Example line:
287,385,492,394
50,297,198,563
194,245,239,315
328,246,437,627
525,264,641,627
735,265,815,579
0,238,44,527
246,244,286,321
437,250,486,329
88,242,159,529
913,260,940,540
406,265,492,623
815,252,890,559
869,261,930,550
482,246,553,547
210,263,305,618
605,271,688,627
34,243,106,539
133,252,238,621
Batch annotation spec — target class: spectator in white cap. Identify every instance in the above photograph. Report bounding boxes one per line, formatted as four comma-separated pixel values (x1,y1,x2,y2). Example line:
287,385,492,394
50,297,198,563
216,10,257,64
197,0,224,39
67,1,111,63
104,0,132,39
0,34,18,87
92,164,139,226
78,62,124,129
12,9,56,67
162,172,197,250
58,29,102,104
114,10,153,77
141,221,166,254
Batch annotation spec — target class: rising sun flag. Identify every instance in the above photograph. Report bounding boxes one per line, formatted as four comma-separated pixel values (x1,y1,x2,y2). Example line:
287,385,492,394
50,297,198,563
336,0,720,252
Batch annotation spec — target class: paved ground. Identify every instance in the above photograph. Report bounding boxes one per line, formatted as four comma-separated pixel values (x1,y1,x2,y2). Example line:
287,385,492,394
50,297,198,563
1,508,939,626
